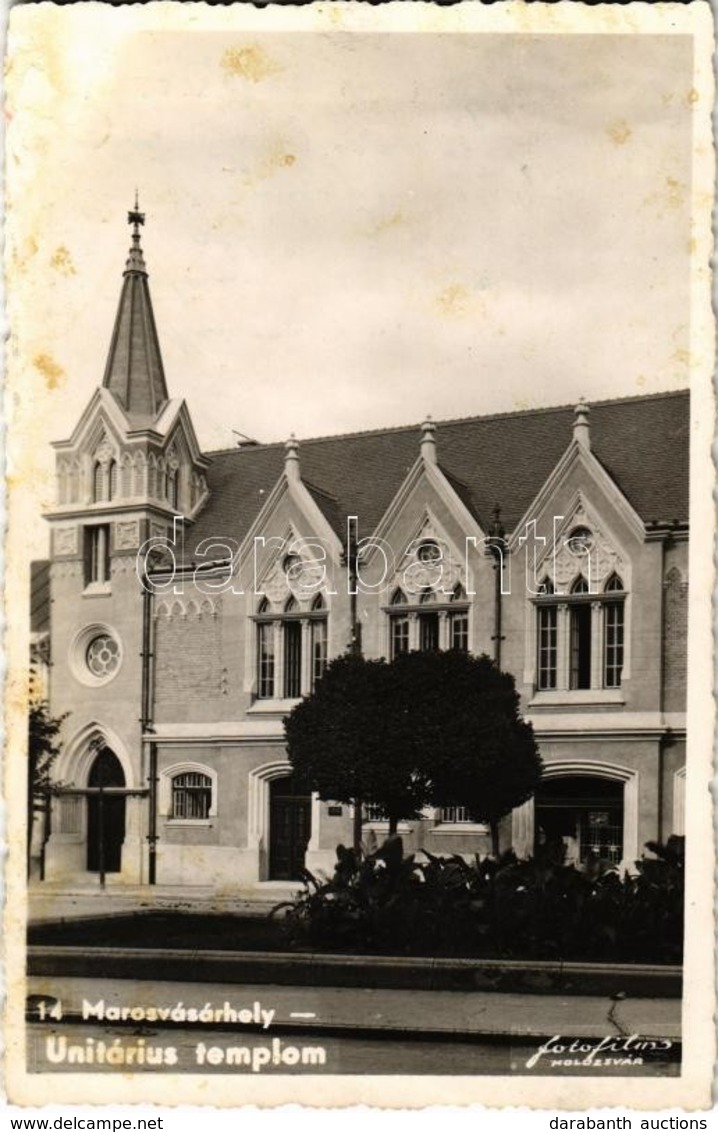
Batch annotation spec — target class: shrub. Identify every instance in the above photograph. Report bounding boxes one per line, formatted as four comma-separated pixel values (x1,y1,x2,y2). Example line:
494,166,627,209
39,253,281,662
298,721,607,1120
273,836,684,964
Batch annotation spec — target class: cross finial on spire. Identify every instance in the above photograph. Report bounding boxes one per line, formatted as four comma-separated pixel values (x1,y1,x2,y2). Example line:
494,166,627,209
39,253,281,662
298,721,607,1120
128,191,145,236
125,196,147,275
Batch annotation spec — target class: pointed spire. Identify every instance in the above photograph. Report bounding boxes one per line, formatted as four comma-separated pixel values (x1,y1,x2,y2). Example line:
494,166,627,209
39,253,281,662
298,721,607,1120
102,200,169,424
285,434,300,482
573,399,591,450
420,416,437,464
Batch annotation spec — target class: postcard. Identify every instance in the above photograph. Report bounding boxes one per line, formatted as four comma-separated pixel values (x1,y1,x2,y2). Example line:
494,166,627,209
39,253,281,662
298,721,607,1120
4,0,715,1109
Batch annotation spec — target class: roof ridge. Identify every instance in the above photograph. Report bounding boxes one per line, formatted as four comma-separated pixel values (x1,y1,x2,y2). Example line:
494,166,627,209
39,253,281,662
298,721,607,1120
203,387,689,458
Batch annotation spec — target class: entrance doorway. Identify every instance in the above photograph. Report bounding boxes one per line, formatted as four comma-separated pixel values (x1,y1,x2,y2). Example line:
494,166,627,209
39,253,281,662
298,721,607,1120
535,775,623,866
86,748,126,873
269,775,312,880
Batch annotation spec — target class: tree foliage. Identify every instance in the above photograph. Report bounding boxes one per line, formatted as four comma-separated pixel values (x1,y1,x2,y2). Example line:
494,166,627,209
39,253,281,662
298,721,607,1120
284,650,542,849
28,695,68,869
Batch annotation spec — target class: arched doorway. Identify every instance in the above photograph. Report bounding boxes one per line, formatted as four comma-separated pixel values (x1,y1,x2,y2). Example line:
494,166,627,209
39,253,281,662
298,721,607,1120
269,775,312,880
535,775,624,866
86,748,126,873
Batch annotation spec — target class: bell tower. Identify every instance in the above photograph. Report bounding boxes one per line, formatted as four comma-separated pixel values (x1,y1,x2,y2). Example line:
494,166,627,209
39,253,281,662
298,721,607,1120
43,204,209,884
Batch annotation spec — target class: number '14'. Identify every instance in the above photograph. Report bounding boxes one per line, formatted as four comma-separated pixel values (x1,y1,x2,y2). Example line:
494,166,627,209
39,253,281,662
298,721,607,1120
37,999,63,1021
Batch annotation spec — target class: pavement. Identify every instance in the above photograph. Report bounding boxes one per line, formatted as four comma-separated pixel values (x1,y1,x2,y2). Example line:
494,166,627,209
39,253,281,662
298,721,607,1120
26,976,681,1042
28,883,298,925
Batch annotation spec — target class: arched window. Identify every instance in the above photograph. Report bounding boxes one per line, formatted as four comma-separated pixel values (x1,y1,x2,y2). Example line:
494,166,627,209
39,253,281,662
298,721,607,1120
569,576,591,689
168,473,179,510
172,771,212,820
108,460,118,502
283,598,302,698
449,584,469,652
256,598,275,700
389,589,410,659
537,577,558,690
604,574,625,688
255,593,330,701
310,594,328,690
92,461,104,503
535,570,628,693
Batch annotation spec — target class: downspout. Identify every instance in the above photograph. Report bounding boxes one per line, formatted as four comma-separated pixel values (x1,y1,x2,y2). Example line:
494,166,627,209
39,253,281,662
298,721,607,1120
344,528,363,855
656,528,674,847
140,569,158,884
489,505,506,668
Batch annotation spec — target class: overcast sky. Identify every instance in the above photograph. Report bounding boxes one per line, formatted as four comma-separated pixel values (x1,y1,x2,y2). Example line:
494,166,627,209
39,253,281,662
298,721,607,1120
6,8,696,555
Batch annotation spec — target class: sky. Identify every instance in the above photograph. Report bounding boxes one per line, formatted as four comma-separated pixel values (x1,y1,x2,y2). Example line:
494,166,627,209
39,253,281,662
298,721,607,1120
5,6,697,557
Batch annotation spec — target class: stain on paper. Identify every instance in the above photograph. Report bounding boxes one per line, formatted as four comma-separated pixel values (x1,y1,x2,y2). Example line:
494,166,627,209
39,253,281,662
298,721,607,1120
606,119,631,146
33,353,66,390
50,246,76,276
221,45,282,83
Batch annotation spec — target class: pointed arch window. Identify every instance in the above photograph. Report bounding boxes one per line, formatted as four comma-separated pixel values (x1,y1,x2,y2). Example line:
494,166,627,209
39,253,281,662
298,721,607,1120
283,597,302,698
310,594,328,690
537,576,558,690
256,597,276,700
389,589,410,659
449,584,469,652
255,592,330,700
168,472,179,510
534,567,628,693
92,461,104,503
569,576,592,690
108,460,118,502
603,574,625,688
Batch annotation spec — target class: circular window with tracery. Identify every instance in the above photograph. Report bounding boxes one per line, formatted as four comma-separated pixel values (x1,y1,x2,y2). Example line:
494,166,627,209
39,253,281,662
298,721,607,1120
567,525,594,555
86,634,120,678
417,539,441,563
70,623,123,687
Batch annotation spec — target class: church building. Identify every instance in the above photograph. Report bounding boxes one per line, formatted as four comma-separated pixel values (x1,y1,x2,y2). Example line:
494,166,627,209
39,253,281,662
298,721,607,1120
34,209,689,890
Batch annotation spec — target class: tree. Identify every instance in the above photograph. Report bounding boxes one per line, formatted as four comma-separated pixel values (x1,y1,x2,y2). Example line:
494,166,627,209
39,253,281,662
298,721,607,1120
413,650,542,855
284,654,434,852
28,695,68,876
284,649,542,856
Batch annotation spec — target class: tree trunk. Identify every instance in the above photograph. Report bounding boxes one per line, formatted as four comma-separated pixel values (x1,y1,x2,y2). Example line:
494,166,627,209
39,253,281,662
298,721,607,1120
490,819,500,858
353,797,363,857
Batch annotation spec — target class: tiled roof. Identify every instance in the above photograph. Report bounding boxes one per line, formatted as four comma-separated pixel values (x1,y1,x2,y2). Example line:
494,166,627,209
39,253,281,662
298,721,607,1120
30,560,51,634
185,390,689,555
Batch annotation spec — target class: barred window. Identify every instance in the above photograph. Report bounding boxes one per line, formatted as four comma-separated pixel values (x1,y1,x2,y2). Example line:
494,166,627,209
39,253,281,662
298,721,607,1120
172,772,212,820
364,802,388,822
439,804,472,823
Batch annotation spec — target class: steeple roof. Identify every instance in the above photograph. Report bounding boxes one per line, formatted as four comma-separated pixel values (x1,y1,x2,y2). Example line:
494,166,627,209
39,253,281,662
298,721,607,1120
102,201,169,426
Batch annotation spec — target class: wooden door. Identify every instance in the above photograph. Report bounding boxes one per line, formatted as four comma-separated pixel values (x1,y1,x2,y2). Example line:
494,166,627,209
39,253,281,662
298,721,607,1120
269,777,311,880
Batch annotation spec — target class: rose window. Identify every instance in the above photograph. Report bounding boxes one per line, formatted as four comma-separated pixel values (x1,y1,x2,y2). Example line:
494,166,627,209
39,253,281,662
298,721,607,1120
86,634,120,678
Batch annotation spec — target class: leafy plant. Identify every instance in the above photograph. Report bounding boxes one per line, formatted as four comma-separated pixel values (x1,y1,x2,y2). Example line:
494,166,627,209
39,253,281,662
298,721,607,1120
273,836,685,964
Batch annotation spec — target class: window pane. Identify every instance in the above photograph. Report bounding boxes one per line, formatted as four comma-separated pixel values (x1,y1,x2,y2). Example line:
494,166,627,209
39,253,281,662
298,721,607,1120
284,620,302,698
537,605,557,689
439,804,471,823
257,622,275,699
311,618,328,689
450,611,468,652
172,772,211,819
390,615,409,659
604,601,624,688
419,612,439,652
570,604,592,689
